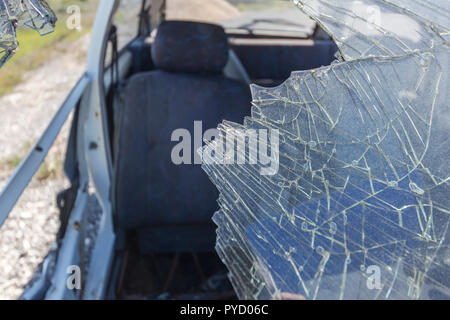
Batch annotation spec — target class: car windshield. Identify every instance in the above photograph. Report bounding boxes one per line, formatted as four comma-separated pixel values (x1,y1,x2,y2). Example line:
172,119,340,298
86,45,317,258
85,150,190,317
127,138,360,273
166,0,316,37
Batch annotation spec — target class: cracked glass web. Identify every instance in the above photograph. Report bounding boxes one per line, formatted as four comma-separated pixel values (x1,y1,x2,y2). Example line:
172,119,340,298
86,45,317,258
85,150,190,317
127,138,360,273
202,0,450,299
0,0,56,69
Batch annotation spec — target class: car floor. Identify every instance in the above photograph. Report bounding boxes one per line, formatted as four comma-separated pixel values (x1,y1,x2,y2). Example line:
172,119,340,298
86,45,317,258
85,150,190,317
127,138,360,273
116,245,236,300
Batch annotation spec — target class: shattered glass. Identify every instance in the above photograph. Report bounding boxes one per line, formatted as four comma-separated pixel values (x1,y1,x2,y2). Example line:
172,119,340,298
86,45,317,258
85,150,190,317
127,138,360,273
293,0,449,60
203,0,450,299
0,0,56,69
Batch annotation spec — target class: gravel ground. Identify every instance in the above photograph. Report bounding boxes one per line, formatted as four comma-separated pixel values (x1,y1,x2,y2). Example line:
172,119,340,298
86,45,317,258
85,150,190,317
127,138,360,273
0,34,90,300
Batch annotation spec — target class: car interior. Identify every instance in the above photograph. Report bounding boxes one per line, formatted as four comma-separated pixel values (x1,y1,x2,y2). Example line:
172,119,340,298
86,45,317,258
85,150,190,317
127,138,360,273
102,9,337,299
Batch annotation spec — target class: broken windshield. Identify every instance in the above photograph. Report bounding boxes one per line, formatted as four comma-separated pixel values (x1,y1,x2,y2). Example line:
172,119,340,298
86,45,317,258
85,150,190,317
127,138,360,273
166,0,316,37
203,0,450,299
0,0,56,69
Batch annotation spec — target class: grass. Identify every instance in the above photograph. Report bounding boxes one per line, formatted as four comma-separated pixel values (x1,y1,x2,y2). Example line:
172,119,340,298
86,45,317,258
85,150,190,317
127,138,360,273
0,0,99,96
36,160,58,181
4,155,24,171
0,140,62,182
2,154,62,182
1,141,29,171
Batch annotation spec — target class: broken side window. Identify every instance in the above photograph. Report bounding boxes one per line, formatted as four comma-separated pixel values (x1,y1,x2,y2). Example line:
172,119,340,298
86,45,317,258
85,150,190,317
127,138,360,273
203,0,450,300
0,0,56,69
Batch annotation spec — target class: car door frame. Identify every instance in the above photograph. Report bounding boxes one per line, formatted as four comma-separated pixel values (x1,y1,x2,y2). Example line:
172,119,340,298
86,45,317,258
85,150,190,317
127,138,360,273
9,0,137,300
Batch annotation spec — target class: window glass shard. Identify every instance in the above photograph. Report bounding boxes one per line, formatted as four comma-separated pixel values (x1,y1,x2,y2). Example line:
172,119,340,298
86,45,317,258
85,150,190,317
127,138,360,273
0,0,56,69
382,0,450,32
293,0,448,61
203,0,450,300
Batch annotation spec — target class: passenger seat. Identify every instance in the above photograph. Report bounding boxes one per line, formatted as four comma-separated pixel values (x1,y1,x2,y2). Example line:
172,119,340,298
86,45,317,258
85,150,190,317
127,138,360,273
113,21,252,254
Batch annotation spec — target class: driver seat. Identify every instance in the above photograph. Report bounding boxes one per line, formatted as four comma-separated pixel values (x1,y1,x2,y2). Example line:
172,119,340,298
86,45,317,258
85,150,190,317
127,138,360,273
113,21,252,254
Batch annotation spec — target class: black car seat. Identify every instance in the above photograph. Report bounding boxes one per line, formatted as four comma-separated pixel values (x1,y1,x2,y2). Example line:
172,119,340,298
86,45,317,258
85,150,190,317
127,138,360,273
113,21,252,254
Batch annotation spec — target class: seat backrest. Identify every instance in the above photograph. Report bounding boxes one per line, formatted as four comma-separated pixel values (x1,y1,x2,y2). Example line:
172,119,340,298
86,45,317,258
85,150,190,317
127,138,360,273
114,21,252,229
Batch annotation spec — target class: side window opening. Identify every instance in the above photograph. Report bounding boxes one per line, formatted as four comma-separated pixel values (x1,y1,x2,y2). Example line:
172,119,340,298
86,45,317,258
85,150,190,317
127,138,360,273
113,0,144,52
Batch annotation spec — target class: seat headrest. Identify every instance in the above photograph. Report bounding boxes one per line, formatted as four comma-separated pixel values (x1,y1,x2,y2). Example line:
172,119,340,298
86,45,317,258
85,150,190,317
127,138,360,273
151,21,229,74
